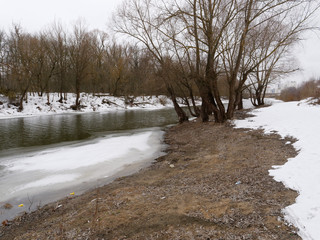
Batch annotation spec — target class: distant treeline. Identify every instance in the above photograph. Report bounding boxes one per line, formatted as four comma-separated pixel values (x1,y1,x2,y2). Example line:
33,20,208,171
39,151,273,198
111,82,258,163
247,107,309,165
0,23,170,111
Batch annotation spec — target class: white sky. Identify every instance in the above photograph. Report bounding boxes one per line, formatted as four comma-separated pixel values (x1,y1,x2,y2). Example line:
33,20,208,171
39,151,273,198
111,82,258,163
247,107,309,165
0,0,320,84
289,29,320,84
0,0,120,32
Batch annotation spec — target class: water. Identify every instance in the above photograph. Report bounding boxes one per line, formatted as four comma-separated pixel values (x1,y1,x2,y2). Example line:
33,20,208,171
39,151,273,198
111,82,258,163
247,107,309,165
0,108,179,152
0,108,179,221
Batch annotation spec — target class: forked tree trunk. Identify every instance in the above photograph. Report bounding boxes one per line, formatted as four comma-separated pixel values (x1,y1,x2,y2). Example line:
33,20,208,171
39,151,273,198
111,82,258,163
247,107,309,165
167,86,188,123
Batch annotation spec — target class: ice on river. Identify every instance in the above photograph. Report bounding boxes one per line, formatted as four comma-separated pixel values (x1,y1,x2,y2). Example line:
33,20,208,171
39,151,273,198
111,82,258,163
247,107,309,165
0,128,164,220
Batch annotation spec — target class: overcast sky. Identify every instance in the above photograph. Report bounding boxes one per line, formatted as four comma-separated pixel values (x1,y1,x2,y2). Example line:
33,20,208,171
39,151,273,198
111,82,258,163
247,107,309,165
0,0,319,85
0,0,118,32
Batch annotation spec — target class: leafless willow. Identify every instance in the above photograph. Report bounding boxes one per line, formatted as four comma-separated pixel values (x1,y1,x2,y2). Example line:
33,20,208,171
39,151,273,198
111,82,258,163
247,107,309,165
114,0,319,122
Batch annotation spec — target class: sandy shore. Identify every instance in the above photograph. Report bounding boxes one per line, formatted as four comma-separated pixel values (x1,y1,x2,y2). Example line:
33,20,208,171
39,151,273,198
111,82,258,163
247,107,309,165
0,113,300,239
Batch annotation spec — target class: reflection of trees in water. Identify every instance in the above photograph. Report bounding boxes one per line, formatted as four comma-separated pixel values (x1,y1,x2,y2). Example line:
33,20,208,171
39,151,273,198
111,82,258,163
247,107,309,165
0,109,178,151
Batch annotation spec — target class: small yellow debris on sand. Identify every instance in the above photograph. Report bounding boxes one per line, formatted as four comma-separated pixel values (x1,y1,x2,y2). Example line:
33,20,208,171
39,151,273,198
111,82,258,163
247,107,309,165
69,192,75,195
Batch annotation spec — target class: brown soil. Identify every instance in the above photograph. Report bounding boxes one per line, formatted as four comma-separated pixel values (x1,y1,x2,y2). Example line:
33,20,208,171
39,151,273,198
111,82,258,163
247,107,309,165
0,116,300,239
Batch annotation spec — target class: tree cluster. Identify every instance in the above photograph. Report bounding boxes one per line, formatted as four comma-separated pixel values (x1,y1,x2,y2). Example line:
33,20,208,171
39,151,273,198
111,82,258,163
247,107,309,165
114,0,318,122
0,23,166,111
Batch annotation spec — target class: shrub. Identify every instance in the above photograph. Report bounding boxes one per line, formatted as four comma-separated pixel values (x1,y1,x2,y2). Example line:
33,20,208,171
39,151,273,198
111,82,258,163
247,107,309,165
279,87,300,101
279,79,320,102
299,80,320,99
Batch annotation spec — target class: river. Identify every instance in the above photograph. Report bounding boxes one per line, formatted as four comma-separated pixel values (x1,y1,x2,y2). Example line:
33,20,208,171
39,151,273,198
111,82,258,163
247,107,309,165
0,108,179,221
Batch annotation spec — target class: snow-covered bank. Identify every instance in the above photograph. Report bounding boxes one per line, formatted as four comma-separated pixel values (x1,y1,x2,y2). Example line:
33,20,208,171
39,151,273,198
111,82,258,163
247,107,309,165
234,99,320,240
0,92,278,119
0,92,273,119
0,93,182,119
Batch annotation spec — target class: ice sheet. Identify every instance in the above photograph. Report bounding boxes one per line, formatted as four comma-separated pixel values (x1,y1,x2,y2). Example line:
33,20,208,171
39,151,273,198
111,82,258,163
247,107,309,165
6,132,152,172
0,129,164,215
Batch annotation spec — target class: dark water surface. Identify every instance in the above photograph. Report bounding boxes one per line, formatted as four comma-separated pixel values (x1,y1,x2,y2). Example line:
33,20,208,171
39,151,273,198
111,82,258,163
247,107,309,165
0,108,179,152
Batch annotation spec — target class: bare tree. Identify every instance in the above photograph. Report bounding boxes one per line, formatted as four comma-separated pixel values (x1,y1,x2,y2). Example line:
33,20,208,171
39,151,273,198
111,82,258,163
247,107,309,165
49,22,69,103
247,40,298,106
113,0,318,122
221,0,319,117
0,30,6,91
7,25,39,111
69,21,93,108
113,0,189,122
105,42,131,96
87,30,108,95
29,31,57,101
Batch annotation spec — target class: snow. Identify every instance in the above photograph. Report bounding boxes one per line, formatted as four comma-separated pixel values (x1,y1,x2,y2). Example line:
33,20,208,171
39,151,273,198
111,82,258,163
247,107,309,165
0,92,260,120
0,129,165,206
15,174,80,190
7,132,152,172
234,99,320,240
0,93,183,119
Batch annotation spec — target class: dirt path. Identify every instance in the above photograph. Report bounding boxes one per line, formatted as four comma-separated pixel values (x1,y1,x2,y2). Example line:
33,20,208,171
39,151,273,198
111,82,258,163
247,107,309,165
1,118,300,239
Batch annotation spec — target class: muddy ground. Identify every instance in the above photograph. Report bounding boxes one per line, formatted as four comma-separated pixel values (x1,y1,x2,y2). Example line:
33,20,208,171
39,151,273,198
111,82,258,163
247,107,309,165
0,113,300,239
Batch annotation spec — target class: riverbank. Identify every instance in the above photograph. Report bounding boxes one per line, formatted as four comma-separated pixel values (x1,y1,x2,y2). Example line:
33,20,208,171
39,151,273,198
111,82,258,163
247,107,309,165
0,112,300,239
0,92,262,119
0,93,186,119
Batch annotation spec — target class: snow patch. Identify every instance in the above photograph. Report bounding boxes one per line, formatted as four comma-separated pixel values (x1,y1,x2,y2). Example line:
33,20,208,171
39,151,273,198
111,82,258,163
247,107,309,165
15,174,80,191
234,100,320,240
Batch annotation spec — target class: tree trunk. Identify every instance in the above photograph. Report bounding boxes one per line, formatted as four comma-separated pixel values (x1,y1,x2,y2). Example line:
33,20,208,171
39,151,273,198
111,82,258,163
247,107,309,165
75,75,81,107
227,84,236,119
255,83,266,106
18,88,28,112
183,96,197,117
200,100,210,122
210,76,226,122
237,92,243,110
113,77,121,97
46,92,50,105
188,88,200,117
167,86,188,123
75,91,80,107
59,80,63,103
227,0,253,119
172,97,189,123
198,85,212,122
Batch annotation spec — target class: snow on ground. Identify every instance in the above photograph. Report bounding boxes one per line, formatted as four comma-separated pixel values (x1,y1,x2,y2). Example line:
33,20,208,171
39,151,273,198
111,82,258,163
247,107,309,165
234,99,320,240
0,93,182,119
221,97,279,110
